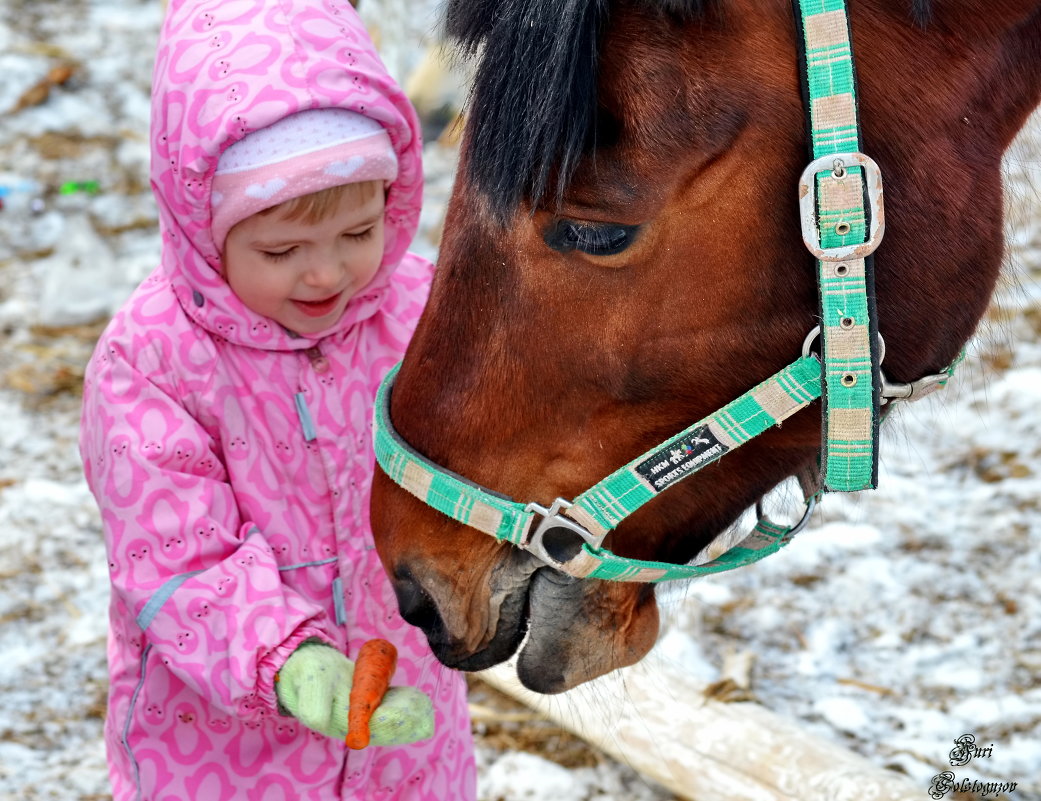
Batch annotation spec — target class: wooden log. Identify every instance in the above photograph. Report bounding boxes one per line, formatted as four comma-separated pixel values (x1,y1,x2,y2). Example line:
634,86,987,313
477,659,923,801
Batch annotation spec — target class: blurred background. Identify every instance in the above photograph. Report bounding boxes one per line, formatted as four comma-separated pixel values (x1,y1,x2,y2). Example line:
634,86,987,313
0,1,1038,799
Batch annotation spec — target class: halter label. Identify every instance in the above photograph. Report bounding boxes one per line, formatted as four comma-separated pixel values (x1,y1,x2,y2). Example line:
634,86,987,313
635,426,729,493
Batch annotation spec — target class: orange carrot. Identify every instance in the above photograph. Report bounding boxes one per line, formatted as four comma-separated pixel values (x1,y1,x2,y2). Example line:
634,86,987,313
345,638,398,749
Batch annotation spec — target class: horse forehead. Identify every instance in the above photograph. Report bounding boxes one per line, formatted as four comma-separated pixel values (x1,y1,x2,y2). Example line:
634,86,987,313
597,10,786,155
562,159,646,210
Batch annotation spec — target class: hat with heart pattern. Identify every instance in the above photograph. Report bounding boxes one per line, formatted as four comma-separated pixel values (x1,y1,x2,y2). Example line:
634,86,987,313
210,108,398,253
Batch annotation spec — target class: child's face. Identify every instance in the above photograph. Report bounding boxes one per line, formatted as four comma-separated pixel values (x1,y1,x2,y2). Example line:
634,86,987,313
223,187,386,335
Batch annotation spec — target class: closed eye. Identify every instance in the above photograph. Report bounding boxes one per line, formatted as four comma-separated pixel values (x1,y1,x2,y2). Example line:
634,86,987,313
345,226,375,241
544,219,641,256
262,246,297,262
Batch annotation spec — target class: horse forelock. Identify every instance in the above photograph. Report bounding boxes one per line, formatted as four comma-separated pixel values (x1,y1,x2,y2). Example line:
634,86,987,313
442,0,934,221
442,0,723,221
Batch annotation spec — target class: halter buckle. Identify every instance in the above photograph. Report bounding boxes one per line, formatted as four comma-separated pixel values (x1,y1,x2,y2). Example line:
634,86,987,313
522,497,605,574
799,151,885,261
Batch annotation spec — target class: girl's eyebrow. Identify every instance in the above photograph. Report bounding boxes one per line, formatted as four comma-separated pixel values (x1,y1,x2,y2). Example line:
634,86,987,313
251,238,303,249
343,210,384,228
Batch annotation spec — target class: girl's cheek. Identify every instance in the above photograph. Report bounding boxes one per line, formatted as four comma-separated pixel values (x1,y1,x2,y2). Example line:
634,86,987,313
288,267,308,291
266,265,297,292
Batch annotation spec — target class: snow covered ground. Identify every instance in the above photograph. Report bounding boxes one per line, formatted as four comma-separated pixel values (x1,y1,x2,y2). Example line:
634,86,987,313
0,1,1038,800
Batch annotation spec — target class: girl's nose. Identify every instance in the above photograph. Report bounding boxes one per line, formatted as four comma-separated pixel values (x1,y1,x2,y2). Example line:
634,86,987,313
303,258,344,289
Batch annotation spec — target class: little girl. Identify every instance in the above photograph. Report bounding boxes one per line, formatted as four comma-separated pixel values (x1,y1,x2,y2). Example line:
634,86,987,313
78,1,476,799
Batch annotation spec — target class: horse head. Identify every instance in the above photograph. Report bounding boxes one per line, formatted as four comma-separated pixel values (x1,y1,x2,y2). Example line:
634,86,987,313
371,0,1041,693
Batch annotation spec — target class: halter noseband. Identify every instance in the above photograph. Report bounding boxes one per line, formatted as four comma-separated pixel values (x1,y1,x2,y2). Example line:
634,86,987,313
372,0,960,582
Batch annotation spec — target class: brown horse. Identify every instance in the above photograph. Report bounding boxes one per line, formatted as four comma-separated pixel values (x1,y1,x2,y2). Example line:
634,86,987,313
370,0,1041,693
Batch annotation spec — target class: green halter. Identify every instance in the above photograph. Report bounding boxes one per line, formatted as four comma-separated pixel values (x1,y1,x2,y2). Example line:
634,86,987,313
795,0,885,492
371,0,958,582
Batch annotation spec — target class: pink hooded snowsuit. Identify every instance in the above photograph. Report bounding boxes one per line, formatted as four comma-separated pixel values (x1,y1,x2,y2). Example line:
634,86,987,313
78,1,476,799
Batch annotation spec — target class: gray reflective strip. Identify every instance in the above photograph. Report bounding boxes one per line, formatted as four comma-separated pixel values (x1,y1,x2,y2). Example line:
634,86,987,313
278,556,337,571
332,576,347,626
124,644,151,801
277,557,344,624
136,571,204,630
295,392,317,442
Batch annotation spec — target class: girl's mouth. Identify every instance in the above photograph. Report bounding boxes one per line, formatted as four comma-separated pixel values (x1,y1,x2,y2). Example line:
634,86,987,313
292,292,343,317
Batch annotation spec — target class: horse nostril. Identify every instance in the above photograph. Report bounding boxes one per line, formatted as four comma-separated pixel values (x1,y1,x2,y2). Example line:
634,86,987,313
392,569,442,630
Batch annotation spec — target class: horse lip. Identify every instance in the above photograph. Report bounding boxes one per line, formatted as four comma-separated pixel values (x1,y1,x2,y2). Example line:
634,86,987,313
433,581,532,671
514,569,570,692
404,560,537,672
445,549,550,667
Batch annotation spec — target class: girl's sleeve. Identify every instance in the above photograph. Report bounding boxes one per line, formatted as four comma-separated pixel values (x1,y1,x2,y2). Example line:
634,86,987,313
80,337,335,721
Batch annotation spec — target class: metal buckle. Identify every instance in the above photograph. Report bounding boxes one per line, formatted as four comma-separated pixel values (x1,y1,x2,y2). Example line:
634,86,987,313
798,151,885,262
522,497,605,575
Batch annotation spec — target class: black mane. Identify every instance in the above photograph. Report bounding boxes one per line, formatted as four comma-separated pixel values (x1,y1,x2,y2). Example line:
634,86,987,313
443,0,933,220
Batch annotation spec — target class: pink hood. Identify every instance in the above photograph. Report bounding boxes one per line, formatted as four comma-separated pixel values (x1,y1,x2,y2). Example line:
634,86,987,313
151,0,424,350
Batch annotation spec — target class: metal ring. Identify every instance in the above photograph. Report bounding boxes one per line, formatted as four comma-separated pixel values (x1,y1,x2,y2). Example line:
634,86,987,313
754,495,817,538
834,263,850,276
801,325,822,358
804,326,886,362
522,498,603,577
835,221,852,236
840,373,857,387
840,316,855,329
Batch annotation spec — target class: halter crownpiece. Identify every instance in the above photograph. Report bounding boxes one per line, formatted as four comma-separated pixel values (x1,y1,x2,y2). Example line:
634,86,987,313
371,0,961,582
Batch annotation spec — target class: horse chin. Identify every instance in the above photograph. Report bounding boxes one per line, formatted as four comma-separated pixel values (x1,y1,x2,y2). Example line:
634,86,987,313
514,568,661,694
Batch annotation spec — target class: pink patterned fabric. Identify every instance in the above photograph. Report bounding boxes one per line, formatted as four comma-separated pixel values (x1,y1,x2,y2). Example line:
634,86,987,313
210,109,398,252
78,1,476,799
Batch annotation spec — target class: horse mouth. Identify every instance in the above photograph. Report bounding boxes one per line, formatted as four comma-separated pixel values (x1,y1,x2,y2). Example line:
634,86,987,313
421,567,575,689
395,554,658,694
393,560,536,673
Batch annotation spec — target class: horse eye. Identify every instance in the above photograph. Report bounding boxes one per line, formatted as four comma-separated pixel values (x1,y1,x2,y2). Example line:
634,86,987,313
544,219,640,256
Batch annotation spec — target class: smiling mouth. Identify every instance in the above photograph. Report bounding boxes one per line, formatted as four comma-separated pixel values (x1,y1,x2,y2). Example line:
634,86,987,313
292,292,342,317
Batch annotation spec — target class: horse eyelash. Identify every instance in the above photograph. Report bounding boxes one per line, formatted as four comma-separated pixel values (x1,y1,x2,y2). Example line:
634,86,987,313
546,220,640,256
